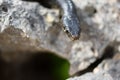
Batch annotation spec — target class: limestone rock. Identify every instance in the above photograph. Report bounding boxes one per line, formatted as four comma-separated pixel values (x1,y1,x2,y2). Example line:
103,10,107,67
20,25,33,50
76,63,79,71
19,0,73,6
67,72,113,80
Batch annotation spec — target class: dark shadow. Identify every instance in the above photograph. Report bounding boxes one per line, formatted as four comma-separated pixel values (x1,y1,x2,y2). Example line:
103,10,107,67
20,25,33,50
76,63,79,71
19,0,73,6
22,0,54,8
0,51,70,80
73,45,115,76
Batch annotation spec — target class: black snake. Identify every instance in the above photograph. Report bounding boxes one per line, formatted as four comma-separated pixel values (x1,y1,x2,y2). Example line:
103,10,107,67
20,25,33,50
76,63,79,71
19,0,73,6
22,0,81,40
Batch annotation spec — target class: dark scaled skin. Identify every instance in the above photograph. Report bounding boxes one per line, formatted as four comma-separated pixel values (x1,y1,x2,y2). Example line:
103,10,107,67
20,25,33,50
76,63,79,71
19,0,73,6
22,0,81,40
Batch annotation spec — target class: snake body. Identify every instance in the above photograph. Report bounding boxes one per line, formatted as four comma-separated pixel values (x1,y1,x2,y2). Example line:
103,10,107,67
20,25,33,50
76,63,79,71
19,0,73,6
22,0,81,40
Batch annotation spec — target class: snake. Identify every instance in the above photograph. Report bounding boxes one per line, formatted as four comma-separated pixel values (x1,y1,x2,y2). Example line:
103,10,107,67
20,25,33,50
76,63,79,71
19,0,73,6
22,0,81,40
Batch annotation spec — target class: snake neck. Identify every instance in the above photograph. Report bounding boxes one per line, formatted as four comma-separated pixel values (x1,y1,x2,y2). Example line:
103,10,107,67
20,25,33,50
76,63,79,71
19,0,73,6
56,0,76,15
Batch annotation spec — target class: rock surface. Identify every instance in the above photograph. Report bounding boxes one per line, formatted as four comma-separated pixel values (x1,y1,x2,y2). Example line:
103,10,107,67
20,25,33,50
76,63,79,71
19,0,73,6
0,0,120,80
93,55,120,80
67,72,113,80
67,52,120,80
67,51,120,80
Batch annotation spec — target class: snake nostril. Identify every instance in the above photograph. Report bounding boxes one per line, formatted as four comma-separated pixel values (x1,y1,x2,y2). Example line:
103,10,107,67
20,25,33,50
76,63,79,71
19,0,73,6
72,35,79,40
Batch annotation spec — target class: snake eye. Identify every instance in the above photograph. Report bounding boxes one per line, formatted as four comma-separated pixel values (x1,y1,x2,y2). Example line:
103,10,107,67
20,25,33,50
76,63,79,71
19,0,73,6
64,29,72,38
63,26,70,35
65,29,69,34
63,27,69,34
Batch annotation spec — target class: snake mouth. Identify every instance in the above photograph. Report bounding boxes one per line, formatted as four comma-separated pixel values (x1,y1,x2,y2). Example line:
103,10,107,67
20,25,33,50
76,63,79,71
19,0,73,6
71,35,80,40
64,29,80,40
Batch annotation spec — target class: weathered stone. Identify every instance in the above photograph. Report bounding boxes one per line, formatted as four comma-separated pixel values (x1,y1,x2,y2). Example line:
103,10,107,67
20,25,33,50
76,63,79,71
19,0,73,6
0,0,120,78
67,72,113,80
67,53,120,80
94,58,120,80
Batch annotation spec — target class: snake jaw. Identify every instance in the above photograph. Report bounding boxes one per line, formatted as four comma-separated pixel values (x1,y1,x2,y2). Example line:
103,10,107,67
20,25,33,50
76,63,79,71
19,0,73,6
62,14,81,40
63,26,80,40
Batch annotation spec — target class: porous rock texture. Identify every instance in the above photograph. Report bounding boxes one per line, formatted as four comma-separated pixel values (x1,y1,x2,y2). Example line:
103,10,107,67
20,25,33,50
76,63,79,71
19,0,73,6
68,53,120,80
67,72,113,80
0,0,120,80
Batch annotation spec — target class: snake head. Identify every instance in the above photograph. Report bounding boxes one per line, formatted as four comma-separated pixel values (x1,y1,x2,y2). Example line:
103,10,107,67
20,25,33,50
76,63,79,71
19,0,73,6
62,14,81,40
